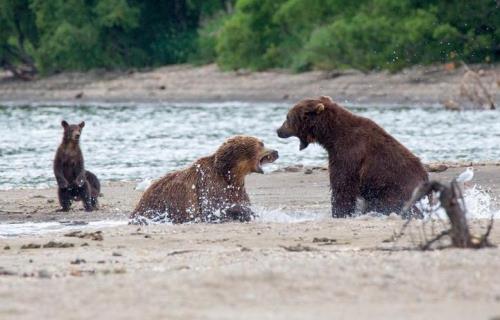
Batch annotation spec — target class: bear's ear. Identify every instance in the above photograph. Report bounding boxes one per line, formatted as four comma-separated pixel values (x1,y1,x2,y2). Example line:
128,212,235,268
79,121,85,128
320,95,333,103
61,120,69,128
305,103,325,117
314,103,325,114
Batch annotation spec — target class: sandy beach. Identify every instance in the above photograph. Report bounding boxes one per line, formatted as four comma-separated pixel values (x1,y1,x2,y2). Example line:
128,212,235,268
1,64,499,106
1,166,500,319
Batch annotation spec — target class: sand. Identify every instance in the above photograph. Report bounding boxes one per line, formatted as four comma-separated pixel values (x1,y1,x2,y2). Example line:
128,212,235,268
1,166,500,319
1,64,499,106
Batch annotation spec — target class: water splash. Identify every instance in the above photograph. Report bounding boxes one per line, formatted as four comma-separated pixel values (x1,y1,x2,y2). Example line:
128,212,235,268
253,206,329,223
419,183,499,220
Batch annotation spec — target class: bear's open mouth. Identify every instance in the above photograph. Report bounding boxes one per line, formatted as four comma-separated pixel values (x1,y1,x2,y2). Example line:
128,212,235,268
255,149,279,173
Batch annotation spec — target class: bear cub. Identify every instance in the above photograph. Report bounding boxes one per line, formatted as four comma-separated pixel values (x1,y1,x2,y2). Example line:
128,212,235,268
53,120,100,212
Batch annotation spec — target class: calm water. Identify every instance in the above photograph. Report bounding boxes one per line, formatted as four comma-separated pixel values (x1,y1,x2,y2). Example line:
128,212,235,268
0,102,499,190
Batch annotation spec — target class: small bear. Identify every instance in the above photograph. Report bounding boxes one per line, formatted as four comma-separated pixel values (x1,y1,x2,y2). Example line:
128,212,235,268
53,120,100,212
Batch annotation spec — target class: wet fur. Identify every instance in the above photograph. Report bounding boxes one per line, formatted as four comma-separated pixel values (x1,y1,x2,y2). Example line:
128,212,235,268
54,121,100,212
278,96,428,218
131,136,277,224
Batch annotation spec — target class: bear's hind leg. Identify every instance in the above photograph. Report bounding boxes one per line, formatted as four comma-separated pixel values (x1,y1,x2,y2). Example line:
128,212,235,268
366,191,404,216
58,188,72,211
90,196,99,210
79,182,94,212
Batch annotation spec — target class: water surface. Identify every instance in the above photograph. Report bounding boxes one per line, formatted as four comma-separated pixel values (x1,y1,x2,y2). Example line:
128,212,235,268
0,102,499,190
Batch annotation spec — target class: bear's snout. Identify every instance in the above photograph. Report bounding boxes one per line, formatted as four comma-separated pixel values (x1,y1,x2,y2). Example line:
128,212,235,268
277,125,294,139
266,149,279,163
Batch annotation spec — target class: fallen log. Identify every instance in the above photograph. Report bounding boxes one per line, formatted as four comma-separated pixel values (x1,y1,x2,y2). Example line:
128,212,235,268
403,179,494,249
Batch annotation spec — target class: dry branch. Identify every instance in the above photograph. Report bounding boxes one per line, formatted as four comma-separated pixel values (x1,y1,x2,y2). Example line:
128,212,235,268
403,179,494,249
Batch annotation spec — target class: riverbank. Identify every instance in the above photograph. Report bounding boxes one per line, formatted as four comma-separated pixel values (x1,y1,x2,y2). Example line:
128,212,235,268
1,165,499,224
1,167,500,319
1,64,498,106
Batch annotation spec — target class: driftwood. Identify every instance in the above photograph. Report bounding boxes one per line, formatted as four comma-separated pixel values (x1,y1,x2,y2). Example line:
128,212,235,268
0,45,38,81
443,63,496,111
403,179,494,249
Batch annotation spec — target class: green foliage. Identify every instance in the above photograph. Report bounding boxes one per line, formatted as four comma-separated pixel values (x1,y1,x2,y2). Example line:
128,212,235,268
191,12,230,65
0,0,497,75
216,0,499,71
216,0,288,70
0,0,234,74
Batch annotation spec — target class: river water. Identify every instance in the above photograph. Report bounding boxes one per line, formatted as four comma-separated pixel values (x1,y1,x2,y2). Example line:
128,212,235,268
0,102,499,190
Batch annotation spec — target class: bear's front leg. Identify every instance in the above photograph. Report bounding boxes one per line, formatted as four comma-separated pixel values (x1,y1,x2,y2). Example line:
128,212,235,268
330,167,360,218
75,171,86,187
225,205,254,222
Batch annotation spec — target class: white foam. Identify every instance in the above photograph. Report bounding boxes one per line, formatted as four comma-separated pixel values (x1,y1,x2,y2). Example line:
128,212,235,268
0,220,126,238
253,206,328,223
420,184,499,220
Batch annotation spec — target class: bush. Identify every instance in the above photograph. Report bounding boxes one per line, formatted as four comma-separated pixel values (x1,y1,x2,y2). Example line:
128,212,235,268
216,0,499,72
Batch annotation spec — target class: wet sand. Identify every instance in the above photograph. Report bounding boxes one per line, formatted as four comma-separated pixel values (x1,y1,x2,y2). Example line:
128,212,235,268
1,64,498,106
1,166,500,319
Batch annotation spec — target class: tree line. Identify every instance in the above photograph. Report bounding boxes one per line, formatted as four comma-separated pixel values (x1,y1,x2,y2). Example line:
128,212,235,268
1,0,498,79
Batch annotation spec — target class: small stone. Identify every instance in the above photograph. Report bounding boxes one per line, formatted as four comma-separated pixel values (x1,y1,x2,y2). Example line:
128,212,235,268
3,246,10,250
43,241,74,248
38,270,52,279
21,243,41,249
112,252,122,257
304,168,313,174
114,268,126,274
0,268,17,276
70,258,86,265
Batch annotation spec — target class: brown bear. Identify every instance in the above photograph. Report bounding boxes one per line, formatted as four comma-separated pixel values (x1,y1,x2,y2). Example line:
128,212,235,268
53,120,100,212
277,96,428,218
130,136,279,224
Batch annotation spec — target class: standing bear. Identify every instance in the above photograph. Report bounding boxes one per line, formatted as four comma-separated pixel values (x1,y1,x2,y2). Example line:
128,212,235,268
54,120,100,212
277,96,428,218
131,136,278,224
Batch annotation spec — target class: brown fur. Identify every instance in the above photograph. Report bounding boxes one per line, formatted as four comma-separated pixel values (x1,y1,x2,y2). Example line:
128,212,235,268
277,96,428,218
131,136,278,223
53,120,100,212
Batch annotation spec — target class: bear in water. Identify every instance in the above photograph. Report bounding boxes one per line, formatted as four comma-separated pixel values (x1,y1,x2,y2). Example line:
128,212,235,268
277,96,427,218
131,136,278,224
54,120,100,212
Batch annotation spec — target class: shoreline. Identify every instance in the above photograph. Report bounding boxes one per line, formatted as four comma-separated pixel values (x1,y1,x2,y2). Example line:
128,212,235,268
1,64,498,106
1,167,500,319
1,165,499,225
